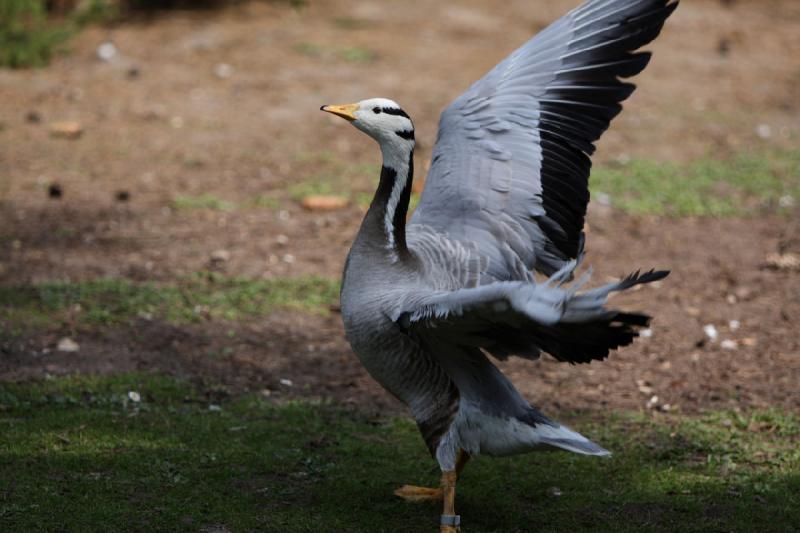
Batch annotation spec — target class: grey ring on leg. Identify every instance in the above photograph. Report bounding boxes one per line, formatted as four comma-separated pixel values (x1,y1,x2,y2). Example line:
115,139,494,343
440,515,461,526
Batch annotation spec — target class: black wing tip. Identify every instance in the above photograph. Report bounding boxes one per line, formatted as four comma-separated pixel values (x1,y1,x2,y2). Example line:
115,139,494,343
613,311,652,328
621,268,670,287
665,1,680,15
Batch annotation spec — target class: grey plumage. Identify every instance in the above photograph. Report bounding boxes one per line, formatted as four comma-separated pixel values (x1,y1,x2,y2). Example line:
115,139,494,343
327,0,677,485
414,0,678,276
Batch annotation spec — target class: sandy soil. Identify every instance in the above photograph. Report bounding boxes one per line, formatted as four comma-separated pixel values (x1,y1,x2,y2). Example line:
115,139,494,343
1,0,798,415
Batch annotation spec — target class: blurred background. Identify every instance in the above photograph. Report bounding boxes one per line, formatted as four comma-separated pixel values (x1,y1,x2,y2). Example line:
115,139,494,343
0,0,798,530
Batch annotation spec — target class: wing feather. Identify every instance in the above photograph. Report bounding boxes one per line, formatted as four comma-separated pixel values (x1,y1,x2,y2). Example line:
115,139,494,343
412,0,678,276
394,269,669,364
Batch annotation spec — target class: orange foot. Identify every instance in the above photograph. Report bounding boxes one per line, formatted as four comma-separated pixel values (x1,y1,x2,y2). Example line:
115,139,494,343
393,484,443,502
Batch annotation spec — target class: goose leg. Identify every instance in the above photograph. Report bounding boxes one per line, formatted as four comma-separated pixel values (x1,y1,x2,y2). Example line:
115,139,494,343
440,470,460,533
394,450,470,502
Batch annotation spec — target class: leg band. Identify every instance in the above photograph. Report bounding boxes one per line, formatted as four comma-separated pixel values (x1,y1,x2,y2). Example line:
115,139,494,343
440,515,461,527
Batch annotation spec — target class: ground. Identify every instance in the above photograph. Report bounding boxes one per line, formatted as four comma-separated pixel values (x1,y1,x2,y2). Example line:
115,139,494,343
0,0,799,531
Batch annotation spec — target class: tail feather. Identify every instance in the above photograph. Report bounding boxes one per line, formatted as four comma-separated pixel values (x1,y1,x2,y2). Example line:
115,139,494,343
534,422,611,456
539,436,610,456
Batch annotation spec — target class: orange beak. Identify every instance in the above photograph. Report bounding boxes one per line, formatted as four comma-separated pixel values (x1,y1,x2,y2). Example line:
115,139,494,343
320,103,359,121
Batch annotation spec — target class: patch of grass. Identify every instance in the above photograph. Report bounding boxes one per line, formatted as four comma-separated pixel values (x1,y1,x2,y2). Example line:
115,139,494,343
293,41,377,63
0,374,797,532
331,16,370,30
171,192,282,212
0,275,340,333
170,193,235,212
0,0,118,68
336,46,376,63
0,1,72,68
246,194,282,210
292,41,323,57
288,177,337,201
591,150,800,216
290,153,383,207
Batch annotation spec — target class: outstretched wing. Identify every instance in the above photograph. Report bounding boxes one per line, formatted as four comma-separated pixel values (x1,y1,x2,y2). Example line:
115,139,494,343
411,0,678,277
393,269,668,364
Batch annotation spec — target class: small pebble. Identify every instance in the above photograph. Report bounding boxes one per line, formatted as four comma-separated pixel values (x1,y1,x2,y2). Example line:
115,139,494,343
128,391,141,403
646,395,659,409
97,42,117,62
756,124,772,139
57,337,79,353
703,324,718,342
279,379,293,387
729,320,740,331
595,192,612,206
213,63,234,79
721,339,738,350
210,249,231,263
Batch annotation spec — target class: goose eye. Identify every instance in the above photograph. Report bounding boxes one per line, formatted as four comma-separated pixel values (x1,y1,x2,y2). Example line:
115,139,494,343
372,107,382,114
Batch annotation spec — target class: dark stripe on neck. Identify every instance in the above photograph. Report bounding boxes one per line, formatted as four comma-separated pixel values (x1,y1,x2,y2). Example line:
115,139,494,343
382,107,410,119
370,150,414,256
391,151,414,252
395,129,415,140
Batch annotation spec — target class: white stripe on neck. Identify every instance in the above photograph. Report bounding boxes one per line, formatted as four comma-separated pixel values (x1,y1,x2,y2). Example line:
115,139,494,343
380,136,414,258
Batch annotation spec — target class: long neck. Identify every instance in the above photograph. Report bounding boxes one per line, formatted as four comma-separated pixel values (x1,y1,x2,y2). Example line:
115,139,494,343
364,140,414,259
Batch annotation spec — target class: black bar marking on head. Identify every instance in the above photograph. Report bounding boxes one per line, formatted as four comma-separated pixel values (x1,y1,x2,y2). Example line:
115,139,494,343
382,107,410,119
395,129,415,140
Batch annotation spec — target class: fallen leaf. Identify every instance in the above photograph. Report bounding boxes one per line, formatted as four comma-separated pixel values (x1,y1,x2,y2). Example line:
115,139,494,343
764,252,800,272
300,195,349,211
49,121,83,139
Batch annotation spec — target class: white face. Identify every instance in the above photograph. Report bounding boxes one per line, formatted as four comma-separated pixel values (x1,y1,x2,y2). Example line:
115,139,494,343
350,98,414,144
322,98,415,147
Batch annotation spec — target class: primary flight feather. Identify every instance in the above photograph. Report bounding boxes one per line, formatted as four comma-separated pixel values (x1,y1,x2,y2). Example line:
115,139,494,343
321,1,677,530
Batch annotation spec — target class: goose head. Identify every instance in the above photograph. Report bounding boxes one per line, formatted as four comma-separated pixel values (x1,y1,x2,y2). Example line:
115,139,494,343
321,98,415,149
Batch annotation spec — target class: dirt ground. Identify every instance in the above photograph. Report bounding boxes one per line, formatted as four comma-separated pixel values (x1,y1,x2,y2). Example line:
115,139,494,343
1,0,799,415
